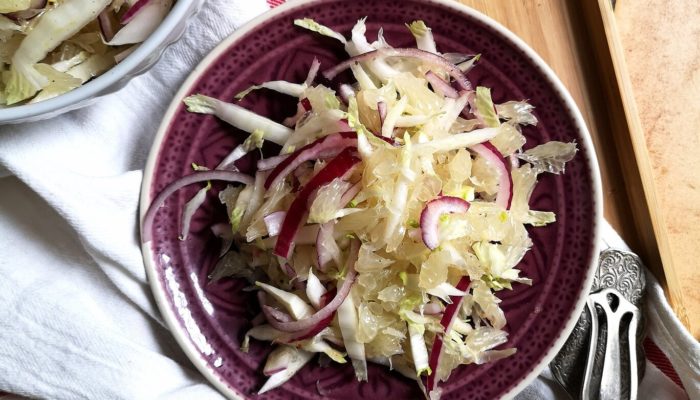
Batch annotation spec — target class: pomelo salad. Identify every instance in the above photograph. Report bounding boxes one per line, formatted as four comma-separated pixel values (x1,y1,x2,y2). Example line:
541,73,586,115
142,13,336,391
143,18,577,399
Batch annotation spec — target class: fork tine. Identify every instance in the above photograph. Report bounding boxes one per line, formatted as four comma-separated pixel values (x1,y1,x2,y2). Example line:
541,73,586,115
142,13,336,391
581,297,599,400
627,308,641,400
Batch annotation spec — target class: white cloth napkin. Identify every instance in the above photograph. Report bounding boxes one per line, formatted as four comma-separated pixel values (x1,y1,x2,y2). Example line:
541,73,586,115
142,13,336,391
0,0,696,398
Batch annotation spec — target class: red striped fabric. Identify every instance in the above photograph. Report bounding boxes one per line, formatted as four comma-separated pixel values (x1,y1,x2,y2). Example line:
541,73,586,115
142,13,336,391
644,337,685,390
267,0,286,7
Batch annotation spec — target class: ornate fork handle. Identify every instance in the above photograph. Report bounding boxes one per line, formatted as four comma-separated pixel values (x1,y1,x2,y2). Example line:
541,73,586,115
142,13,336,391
582,288,641,400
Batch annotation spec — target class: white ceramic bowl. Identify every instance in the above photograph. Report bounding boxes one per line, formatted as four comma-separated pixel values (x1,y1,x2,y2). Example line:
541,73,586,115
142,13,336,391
0,0,203,125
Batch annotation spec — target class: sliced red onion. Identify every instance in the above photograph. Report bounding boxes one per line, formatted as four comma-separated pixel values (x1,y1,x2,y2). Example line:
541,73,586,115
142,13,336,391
470,142,513,209
425,276,471,395
120,0,150,24
263,366,286,376
377,101,387,130
464,90,482,124
257,154,289,171
264,211,286,237
336,118,352,132
265,132,357,190
419,196,471,250
323,48,472,91
98,9,118,42
274,148,360,259
340,181,362,206
316,221,341,271
301,97,312,112
282,263,296,279
319,288,337,308
142,171,253,243
263,305,294,323
281,264,305,290
282,287,337,343
265,240,358,333
425,71,459,99
283,313,335,343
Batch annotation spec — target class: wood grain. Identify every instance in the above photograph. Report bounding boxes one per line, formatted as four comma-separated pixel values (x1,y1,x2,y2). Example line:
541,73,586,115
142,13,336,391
614,0,700,338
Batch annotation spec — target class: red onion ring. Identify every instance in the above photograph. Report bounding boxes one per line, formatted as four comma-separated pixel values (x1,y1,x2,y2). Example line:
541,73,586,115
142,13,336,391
141,170,253,243
265,239,359,333
425,71,459,99
257,154,289,171
470,142,513,209
419,196,471,250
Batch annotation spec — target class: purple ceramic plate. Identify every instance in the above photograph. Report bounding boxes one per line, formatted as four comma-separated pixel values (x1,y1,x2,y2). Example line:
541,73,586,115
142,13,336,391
140,0,603,399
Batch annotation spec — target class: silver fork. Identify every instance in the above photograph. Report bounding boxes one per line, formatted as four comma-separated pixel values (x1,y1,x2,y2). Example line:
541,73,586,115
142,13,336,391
581,288,642,400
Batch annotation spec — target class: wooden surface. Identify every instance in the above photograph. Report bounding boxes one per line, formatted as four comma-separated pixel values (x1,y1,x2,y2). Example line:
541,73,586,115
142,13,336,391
614,0,700,338
454,0,699,336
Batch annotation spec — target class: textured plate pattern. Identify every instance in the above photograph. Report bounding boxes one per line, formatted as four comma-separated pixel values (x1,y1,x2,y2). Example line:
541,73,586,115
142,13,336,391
143,0,599,399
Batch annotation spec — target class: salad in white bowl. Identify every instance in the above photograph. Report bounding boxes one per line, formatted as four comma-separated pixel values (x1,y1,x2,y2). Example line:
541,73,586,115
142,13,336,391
143,17,577,399
0,0,173,105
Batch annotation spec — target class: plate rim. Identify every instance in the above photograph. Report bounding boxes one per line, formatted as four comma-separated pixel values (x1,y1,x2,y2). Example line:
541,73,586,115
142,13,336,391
139,0,604,398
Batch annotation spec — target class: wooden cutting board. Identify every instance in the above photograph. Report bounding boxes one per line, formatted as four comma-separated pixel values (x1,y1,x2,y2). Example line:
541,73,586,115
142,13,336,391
456,0,699,338
614,0,700,338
